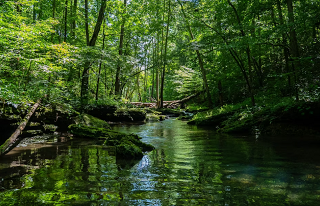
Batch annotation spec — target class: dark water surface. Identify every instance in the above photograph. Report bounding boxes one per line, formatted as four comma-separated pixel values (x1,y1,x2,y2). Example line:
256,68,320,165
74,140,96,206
0,118,320,205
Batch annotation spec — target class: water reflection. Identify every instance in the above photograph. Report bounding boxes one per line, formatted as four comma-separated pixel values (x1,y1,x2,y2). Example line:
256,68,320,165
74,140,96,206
0,119,319,205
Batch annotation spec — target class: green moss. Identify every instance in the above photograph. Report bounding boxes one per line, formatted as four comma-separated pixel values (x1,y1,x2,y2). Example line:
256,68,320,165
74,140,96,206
146,113,167,121
68,124,155,159
0,138,11,155
43,124,58,132
74,113,111,129
116,141,143,159
114,108,147,121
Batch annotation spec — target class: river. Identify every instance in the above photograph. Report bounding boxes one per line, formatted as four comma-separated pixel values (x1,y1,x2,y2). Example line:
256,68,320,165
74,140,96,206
0,118,319,205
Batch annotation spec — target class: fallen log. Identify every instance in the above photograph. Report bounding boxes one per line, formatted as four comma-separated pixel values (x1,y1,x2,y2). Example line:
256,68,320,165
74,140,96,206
0,99,41,155
166,91,205,108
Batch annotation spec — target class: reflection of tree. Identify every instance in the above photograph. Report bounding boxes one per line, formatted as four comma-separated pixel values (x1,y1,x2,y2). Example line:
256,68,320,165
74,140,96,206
113,119,320,205
2,120,320,205
0,144,125,205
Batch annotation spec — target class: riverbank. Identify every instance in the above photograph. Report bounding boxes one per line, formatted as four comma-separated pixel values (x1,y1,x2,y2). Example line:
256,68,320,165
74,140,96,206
187,98,320,135
0,101,158,158
2,97,320,155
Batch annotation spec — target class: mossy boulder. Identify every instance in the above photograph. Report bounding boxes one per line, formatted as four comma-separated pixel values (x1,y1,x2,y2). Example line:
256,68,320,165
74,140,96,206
31,103,78,131
112,108,146,122
86,105,117,120
73,113,111,129
87,107,147,122
68,124,154,159
146,113,166,121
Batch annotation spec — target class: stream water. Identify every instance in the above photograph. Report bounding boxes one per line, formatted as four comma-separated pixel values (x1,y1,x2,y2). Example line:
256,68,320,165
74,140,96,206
0,118,320,205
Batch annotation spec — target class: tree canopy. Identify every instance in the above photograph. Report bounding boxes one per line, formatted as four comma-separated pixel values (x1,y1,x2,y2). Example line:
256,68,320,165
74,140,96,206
1,0,320,108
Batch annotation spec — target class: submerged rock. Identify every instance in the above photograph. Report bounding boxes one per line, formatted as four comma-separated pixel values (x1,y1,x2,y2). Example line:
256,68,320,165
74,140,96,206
68,124,155,159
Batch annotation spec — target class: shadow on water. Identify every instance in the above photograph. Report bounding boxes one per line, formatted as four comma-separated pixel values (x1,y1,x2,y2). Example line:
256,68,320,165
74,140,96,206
0,118,319,205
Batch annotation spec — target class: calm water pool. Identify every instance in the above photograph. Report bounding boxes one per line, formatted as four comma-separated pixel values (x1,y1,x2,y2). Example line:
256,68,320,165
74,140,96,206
0,118,319,205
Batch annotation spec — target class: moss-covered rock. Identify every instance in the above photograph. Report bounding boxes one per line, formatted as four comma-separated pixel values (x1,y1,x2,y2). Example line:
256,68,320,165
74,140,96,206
68,124,155,159
87,107,147,122
146,113,166,121
73,113,111,129
31,103,78,131
86,105,117,120
123,108,147,121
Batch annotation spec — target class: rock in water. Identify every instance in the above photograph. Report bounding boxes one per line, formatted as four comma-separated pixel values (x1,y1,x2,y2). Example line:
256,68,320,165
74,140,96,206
68,124,155,159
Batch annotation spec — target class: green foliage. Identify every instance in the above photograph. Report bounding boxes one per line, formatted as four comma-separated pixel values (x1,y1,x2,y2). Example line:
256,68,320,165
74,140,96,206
0,0,320,115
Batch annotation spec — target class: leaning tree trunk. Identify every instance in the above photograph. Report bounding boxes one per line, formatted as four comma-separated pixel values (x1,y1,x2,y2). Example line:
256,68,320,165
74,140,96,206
96,20,106,101
0,99,41,155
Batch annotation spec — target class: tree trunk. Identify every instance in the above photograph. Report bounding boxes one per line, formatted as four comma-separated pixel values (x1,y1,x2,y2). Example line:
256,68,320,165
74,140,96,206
85,0,89,45
72,0,77,38
115,0,127,96
0,99,41,155
96,21,106,101
64,0,68,42
151,40,155,100
227,0,255,106
81,0,107,105
218,80,223,106
276,0,292,96
136,69,142,102
51,0,56,43
156,35,160,108
33,2,36,22
160,0,171,108
24,60,33,91
286,0,299,101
